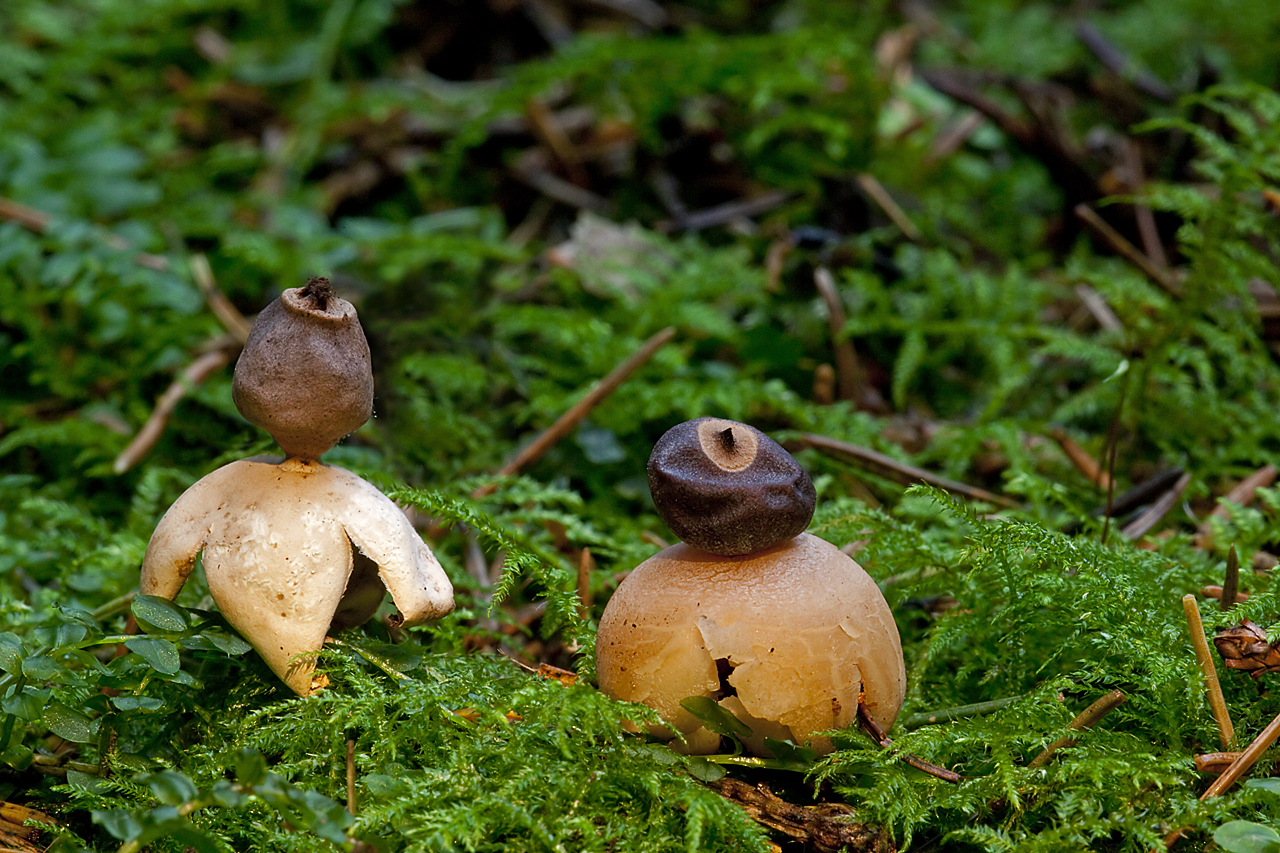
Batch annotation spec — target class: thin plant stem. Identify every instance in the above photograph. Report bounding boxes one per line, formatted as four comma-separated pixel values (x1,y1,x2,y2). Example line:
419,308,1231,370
1182,594,1235,749
1027,690,1126,769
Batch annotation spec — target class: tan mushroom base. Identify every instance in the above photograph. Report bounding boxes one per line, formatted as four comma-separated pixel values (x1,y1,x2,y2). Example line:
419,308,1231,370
140,457,454,695
595,533,905,756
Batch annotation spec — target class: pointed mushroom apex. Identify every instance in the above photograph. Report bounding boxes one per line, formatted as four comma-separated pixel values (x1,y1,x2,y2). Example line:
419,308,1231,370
647,417,815,556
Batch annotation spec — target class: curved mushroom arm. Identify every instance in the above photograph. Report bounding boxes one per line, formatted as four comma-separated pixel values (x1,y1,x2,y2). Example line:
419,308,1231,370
140,465,235,599
328,467,454,625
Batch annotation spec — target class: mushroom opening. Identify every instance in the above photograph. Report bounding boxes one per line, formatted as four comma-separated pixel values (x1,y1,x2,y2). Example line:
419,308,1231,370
714,657,737,700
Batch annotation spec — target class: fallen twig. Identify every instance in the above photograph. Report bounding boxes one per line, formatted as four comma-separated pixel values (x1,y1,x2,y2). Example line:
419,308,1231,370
1074,203,1180,296
658,190,790,233
1119,470,1191,539
1075,21,1175,103
708,777,895,853
902,696,1023,730
802,433,1019,508
1027,690,1126,769
1049,426,1112,490
813,267,885,412
346,739,357,816
1073,284,1124,334
190,254,252,343
1201,707,1280,798
1194,752,1243,774
1194,464,1277,549
0,195,169,271
112,342,238,474
857,699,962,783
473,327,676,498
577,547,593,621
1220,546,1240,612
1182,594,1235,749
855,173,922,242
512,152,615,216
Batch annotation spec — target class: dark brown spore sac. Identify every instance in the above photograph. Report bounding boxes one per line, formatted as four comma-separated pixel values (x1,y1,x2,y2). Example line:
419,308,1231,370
647,417,816,556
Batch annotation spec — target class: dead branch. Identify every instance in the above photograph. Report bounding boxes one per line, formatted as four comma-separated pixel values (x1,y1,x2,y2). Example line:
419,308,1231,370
708,777,896,853
803,433,1019,508
0,195,169,271
658,190,790,233
112,342,239,474
855,173,922,242
473,326,676,498
813,267,885,412
1049,426,1112,490
1119,470,1191,539
1074,203,1180,296
1027,690,1127,769
1182,595,1235,749
1194,464,1277,548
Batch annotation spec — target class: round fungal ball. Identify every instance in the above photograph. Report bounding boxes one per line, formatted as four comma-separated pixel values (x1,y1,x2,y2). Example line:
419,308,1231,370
647,417,815,556
595,533,905,756
232,278,374,460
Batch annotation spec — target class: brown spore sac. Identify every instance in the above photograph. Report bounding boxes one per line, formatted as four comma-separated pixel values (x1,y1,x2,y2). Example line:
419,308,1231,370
232,278,374,460
647,417,816,556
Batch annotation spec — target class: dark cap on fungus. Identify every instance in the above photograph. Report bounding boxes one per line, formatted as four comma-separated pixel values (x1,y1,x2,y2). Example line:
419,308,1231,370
647,417,816,556
232,277,374,460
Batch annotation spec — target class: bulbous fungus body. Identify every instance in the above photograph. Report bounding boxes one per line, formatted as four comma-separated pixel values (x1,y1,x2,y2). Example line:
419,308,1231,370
143,278,453,695
232,278,373,460
141,457,453,695
596,534,904,756
648,417,815,556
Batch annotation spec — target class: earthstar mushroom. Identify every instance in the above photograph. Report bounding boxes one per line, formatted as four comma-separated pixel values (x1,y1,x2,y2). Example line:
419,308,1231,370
140,279,453,695
596,417,905,755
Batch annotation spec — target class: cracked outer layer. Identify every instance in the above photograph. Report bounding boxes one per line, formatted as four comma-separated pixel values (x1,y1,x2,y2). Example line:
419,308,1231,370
140,457,454,695
647,417,815,556
232,280,374,460
595,533,905,756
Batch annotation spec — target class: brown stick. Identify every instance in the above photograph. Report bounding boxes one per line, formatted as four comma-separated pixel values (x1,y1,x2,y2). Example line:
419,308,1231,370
1195,752,1244,774
1195,464,1278,549
346,739,357,816
1119,471,1191,539
473,327,676,498
1202,708,1280,799
1182,595,1235,749
1073,284,1124,334
855,173,922,242
1049,426,1112,490
1220,546,1240,612
659,190,791,234
856,699,962,783
190,254,252,343
1027,690,1127,769
803,433,1019,508
577,547,593,621
0,196,169,271
112,346,235,474
1074,203,1180,296
813,268,886,412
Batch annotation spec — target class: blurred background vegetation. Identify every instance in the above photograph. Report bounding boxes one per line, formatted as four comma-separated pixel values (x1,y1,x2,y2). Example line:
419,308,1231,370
3,0,1280,850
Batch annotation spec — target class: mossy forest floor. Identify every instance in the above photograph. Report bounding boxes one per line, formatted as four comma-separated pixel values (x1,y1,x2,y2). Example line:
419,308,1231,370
4,1,1280,851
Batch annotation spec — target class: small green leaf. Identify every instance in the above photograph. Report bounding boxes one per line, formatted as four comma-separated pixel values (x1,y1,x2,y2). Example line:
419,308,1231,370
761,737,818,769
234,749,267,786
111,695,165,712
1246,778,1280,795
21,655,62,681
67,769,112,794
43,701,99,743
679,696,753,739
0,634,22,675
1214,820,1280,853
131,595,189,634
684,756,726,782
125,637,181,674
146,769,199,805
93,808,142,842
